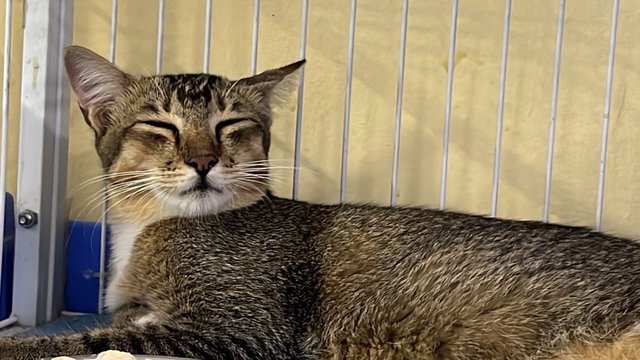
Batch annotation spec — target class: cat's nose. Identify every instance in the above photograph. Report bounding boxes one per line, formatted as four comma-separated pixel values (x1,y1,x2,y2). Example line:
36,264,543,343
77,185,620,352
186,155,217,176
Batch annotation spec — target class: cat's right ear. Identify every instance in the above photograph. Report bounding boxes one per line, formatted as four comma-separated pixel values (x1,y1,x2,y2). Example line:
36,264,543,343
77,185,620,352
64,46,129,135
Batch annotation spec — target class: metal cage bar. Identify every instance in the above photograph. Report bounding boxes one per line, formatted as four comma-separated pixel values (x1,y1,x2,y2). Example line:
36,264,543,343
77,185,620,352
47,0,73,321
390,0,409,206
439,0,459,210
339,0,358,203
156,0,166,74
251,0,260,75
203,0,213,73
543,0,566,223
109,0,118,63
14,0,74,326
98,0,120,315
292,0,309,200
595,0,621,231
490,0,512,217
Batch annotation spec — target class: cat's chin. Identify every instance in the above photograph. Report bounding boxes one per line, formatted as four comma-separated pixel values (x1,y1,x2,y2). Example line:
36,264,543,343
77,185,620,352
157,188,233,218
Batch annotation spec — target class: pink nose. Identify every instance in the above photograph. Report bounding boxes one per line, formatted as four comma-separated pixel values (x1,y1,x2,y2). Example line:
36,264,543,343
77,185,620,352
186,155,217,176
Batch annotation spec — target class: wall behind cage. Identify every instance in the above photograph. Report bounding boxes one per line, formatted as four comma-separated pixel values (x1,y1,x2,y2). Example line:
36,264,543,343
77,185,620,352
6,0,636,238
0,0,23,200
1,0,637,325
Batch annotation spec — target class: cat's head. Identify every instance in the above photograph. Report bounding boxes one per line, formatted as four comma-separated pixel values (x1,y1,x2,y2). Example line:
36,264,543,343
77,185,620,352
64,46,303,219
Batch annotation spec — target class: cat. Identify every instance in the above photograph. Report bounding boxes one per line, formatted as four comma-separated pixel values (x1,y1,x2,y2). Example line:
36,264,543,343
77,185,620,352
1,45,640,359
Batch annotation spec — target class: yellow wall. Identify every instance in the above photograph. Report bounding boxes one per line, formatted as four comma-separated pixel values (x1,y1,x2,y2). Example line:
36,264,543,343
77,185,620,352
2,0,640,238
0,0,23,205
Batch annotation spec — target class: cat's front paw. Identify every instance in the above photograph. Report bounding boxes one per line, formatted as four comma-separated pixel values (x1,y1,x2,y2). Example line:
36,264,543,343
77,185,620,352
112,303,151,326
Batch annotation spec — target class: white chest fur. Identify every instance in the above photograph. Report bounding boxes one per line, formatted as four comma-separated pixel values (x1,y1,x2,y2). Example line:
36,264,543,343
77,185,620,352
104,221,144,311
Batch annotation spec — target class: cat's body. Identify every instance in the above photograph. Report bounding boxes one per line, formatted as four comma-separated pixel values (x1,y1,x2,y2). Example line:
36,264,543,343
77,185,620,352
5,197,640,359
101,200,640,359
2,46,640,359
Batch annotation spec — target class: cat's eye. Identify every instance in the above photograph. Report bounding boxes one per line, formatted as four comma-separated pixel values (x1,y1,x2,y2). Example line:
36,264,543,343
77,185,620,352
137,120,179,134
134,120,180,142
214,118,257,136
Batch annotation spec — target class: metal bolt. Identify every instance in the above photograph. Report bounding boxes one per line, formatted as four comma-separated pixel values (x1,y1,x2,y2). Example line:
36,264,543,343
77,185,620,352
18,210,38,228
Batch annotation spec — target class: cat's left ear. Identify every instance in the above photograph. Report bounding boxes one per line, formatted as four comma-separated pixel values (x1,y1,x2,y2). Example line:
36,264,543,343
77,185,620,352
64,46,131,136
240,60,306,107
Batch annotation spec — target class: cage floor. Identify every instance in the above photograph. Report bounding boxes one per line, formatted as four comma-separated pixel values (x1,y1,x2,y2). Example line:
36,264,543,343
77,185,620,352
0,314,110,338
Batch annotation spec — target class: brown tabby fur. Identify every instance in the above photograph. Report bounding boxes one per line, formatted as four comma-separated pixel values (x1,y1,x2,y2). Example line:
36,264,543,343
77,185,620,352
0,46,639,359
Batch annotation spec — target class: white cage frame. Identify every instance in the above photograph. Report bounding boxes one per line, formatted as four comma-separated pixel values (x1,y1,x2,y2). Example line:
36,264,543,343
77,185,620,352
0,0,623,326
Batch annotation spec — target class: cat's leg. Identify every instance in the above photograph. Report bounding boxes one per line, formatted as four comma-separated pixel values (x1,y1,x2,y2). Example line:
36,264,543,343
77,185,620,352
337,342,436,360
112,304,162,327
111,303,151,326
0,323,240,360
104,279,155,328
0,324,200,360
429,312,556,359
552,341,640,360
104,277,131,312
552,325,640,360
106,266,154,326
0,322,301,360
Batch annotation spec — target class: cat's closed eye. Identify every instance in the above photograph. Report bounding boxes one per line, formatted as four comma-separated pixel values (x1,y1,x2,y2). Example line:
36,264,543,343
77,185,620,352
138,120,180,133
216,118,261,144
215,118,258,135
132,120,180,143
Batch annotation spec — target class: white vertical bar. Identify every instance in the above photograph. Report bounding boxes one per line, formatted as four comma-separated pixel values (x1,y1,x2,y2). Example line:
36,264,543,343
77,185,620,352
47,0,72,320
543,0,566,223
109,0,118,63
439,0,458,210
390,0,409,206
203,0,213,73
339,0,357,203
0,0,14,301
595,0,620,231
156,0,165,74
490,0,512,217
15,0,73,326
292,0,309,200
251,0,260,75
99,0,119,315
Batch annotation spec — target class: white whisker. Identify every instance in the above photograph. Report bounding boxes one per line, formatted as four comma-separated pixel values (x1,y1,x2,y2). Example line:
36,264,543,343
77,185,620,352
70,170,165,194
89,184,159,241
230,177,275,188
82,181,159,220
227,174,283,186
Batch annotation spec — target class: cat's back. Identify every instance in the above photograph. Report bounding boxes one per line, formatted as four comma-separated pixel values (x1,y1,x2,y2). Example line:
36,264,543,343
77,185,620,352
315,200,640,275
300,200,640,359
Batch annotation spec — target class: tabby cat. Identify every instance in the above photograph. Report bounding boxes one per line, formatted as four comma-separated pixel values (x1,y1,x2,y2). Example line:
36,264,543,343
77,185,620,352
1,45,640,359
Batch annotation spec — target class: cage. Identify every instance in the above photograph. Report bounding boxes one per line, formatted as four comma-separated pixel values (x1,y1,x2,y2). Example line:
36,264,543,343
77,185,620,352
0,0,638,329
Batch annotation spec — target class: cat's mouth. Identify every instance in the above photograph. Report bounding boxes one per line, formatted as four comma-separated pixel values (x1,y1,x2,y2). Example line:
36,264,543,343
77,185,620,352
181,178,223,195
